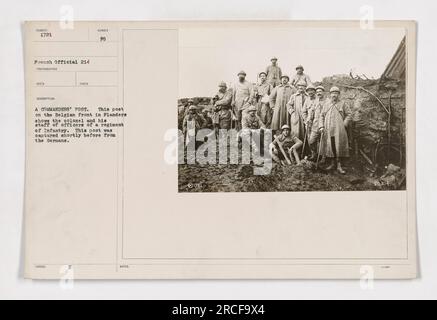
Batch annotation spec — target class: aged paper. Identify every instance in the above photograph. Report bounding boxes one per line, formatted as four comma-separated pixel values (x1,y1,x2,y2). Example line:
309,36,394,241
24,21,417,279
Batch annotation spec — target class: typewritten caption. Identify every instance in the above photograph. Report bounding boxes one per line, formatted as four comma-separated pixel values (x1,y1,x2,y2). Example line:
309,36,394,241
33,106,127,143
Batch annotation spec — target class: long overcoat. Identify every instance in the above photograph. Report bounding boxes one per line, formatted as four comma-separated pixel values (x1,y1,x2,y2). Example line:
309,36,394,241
287,92,307,140
318,99,352,158
270,83,295,131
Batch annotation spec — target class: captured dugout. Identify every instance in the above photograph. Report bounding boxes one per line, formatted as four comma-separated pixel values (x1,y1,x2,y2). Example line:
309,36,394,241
178,25,408,193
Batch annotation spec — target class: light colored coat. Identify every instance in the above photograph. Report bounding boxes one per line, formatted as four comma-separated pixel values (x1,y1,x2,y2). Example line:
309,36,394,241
232,80,254,112
287,92,308,140
270,83,295,130
306,97,325,134
319,99,352,158
302,96,317,126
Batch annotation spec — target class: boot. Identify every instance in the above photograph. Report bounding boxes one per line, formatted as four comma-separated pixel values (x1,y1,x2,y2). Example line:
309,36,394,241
325,159,335,170
319,156,326,165
337,161,346,174
272,154,281,164
308,150,317,161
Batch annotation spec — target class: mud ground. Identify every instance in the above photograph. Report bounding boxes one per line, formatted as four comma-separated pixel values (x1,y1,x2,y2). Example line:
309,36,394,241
178,157,404,192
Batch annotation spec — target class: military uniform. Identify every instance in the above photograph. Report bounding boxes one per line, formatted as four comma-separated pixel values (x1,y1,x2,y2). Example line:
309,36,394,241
183,108,205,136
307,97,325,146
202,112,214,130
232,77,254,122
270,76,295,131
266,59,282,87
290,65,312,87
212,87,233,129
287,90,308,141
254,81,272,101
242,111,265,129
254,80,273,128
319,89,352,159
270,125,303,163
274,132,300,151
291,73,312,87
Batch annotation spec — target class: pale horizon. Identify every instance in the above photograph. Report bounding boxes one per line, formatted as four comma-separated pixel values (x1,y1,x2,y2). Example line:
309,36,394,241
178,27,405,98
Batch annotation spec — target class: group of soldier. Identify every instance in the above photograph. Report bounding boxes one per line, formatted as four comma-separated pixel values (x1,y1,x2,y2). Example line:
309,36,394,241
181,57,353,174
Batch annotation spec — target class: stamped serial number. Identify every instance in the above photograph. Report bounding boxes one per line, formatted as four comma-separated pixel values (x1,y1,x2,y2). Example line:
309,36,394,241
171,304,265,317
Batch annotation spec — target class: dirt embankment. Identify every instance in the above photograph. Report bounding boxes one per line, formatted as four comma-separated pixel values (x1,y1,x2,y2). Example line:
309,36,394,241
318,75,406,166
178,158,405,193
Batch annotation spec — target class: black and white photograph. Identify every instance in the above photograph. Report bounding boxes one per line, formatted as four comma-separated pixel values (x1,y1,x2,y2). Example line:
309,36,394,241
178,26,407,192
6,0,437,301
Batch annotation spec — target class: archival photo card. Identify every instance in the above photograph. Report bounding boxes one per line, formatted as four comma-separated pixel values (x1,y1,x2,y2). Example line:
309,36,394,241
23,21,417,279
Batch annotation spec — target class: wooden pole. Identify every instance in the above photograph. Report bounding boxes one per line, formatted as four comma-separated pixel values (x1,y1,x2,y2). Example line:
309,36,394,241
274,135,292,165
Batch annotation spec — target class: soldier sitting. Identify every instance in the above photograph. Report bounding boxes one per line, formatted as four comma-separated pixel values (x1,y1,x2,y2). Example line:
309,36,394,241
269,124,303,165
242,105,266,130
201,108,214,130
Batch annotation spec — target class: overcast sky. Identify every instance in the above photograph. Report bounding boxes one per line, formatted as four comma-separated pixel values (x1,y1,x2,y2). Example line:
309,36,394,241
178,26,405,98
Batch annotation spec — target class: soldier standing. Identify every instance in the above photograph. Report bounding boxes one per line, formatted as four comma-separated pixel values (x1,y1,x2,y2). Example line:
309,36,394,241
232,70,254,131
318,86,352,174
183,98,195,117
254,72,273,128
265,57,282,88
183,105,205,135
287,80,308,142
300,84,317,158
291,65,312,88
212,81,233,131
202,108,214,130
270,75,295,132
306,85,325,160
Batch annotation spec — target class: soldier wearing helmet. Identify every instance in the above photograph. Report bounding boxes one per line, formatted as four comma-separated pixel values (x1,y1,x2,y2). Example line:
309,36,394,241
300,84,318,159
242,104,266,130
291,65,312,88
211,81,233,131
232,70,254,131
265,57,283,88
269,124,303,165
182,105,205,138
318,86,352,174
305,85,326,161
270,74,295,132
253,71,273,127
183,98,195,117
287,80,308,142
